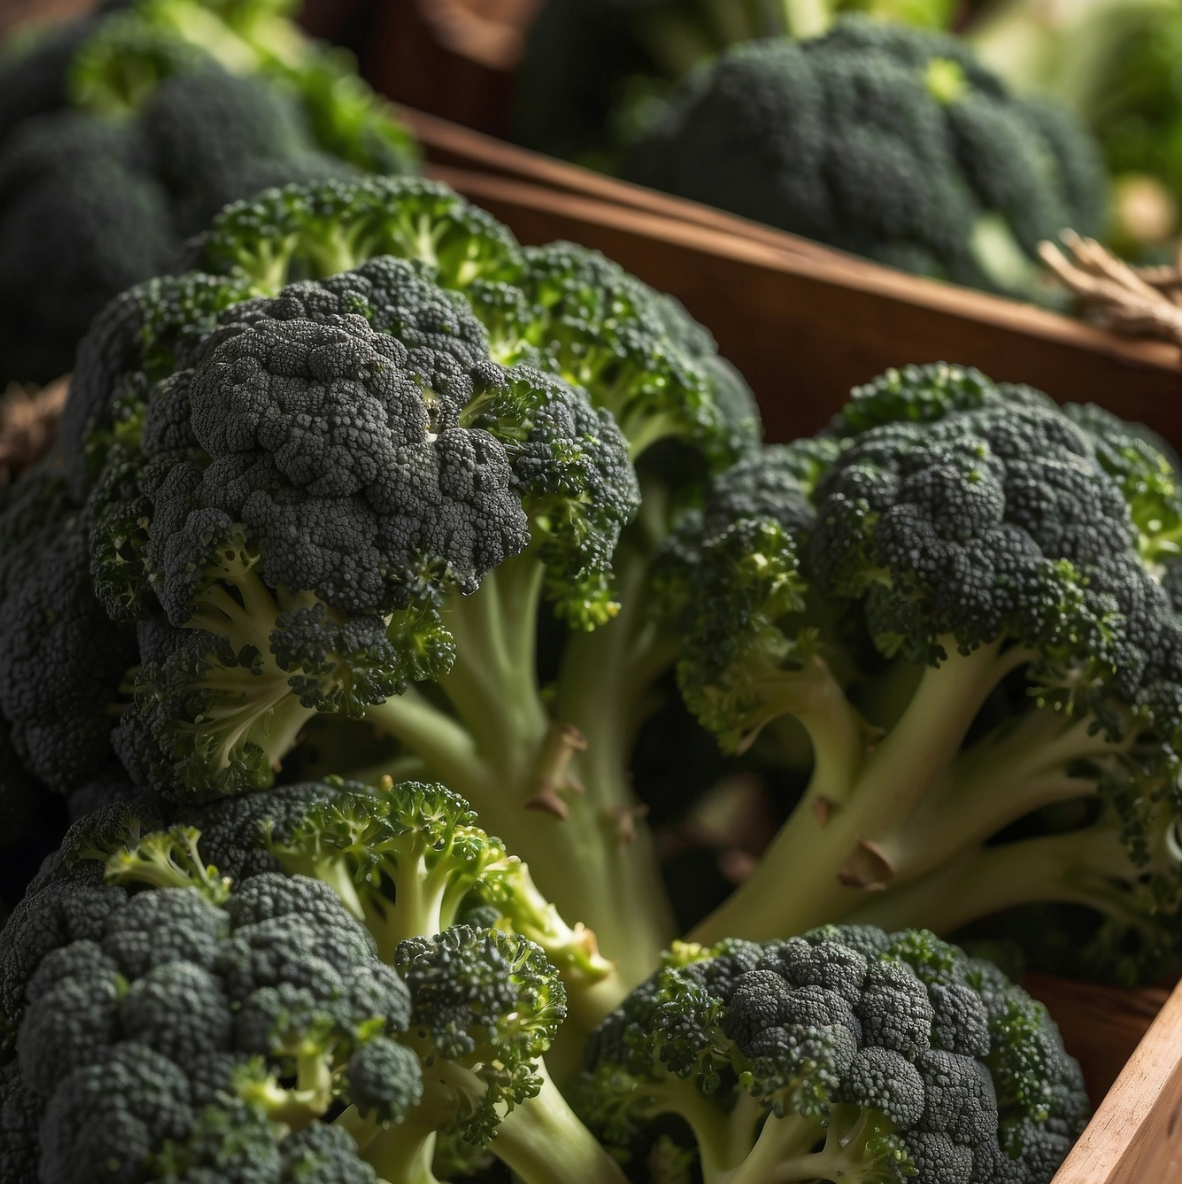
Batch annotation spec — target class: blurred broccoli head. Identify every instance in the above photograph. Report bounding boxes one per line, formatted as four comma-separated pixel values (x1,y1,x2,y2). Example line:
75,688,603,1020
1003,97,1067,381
623,18,1107,299
576,925,1088,1184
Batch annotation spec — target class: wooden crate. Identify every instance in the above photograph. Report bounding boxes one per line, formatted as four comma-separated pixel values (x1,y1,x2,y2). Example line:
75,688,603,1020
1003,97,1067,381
390,107,1182,1182
402,109,1182,445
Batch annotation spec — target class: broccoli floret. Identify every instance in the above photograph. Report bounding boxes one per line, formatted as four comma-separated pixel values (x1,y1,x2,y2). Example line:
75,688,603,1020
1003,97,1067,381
6,862,420,1184
575,926,1087,1184
185,176,524,292
623,18,1106,299
352,924,625,1184
661,363,1182,979
84,258,634,798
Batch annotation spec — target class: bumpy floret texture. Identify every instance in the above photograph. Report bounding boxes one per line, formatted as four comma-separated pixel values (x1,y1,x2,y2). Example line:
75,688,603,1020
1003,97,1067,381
623,18,1106,296
4,875,419,1184
77,252,639,799
0,463,136,795
577,926,1088,1183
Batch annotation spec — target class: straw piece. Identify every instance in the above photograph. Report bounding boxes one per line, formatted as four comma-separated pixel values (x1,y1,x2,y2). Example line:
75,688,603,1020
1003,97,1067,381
1040,231,1182,349
0,375,68,487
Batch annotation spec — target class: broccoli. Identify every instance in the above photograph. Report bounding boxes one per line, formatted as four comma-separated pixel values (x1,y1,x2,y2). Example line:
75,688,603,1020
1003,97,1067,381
5,869,421,1184
0,461,136,799
573,925,1088,1184
622,18,1107,299
0,0,419,385
67,182,760,993
659,363,1182,980
2,789,631,1184
513,0,955,166
176,777,622,1021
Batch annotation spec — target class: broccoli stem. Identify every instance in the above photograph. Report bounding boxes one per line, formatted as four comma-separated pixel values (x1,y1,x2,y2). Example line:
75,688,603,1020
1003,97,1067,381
716,1109,823,1184
358,1115,439,1184
367,550,675,1001
690,640,1034,944
363,686,486,795
491,1060,630,1184
741,1105,897,1184
647,1077,747,1181
846,821,1157,937
871,708,1133,883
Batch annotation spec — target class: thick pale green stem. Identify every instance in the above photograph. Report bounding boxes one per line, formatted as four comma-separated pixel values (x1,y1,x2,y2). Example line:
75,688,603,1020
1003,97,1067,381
718,1111,823,1184
363,687,487,797
359,1118,439,1184
691,641,1032,944
846,823,1147,936
491,1060,629,1184
873,709,1129,882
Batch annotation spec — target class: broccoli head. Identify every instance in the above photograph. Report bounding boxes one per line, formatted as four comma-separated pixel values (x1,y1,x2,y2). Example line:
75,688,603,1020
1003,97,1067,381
662,363,1182,981
575,925,1088,1184
7,866,419,1184
623,18,1107,299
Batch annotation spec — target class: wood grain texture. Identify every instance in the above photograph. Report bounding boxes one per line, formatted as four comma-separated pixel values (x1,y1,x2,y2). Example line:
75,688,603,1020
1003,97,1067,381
1023,976,1174,1109
426,164,1182,447
1048,977,1182,1183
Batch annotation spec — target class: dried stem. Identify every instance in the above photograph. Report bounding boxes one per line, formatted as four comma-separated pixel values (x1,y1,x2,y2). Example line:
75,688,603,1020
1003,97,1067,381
1040,230,1182,347
0,376,68,487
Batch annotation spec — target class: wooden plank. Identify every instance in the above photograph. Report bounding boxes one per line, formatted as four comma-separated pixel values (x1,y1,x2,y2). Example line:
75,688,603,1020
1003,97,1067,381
404,106,845,264
1023,975,1173,1109
1050,977,1182,1183
427,164,1182,447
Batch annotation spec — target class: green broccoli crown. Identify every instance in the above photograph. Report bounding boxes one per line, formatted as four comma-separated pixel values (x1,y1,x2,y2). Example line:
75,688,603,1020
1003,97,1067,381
395,923,567,1144
186,175,522,294
507,241,761,468
78,255,635,799
184,182,759,474
623,18,1106,296
576,926,1087,1184
6,868,420,1184
812,365,1182,703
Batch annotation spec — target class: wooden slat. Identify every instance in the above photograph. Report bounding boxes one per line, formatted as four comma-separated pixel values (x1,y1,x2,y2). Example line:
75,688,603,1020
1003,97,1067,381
426,164,1182,447
1049,977,1182,1183
1023,975,1173,1109
404,106,846,263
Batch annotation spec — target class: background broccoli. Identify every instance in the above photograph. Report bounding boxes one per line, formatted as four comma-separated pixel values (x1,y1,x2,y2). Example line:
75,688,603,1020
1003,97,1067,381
513,0,956,168
0,0,418,386
621,18,1106,300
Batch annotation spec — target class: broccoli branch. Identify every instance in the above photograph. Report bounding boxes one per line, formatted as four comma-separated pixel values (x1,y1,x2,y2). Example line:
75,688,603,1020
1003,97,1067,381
691,638,1033,943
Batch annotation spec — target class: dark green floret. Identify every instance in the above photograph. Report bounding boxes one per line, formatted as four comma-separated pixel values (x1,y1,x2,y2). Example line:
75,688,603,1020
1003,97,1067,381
575,925,1088,1184
623,18,1107,299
